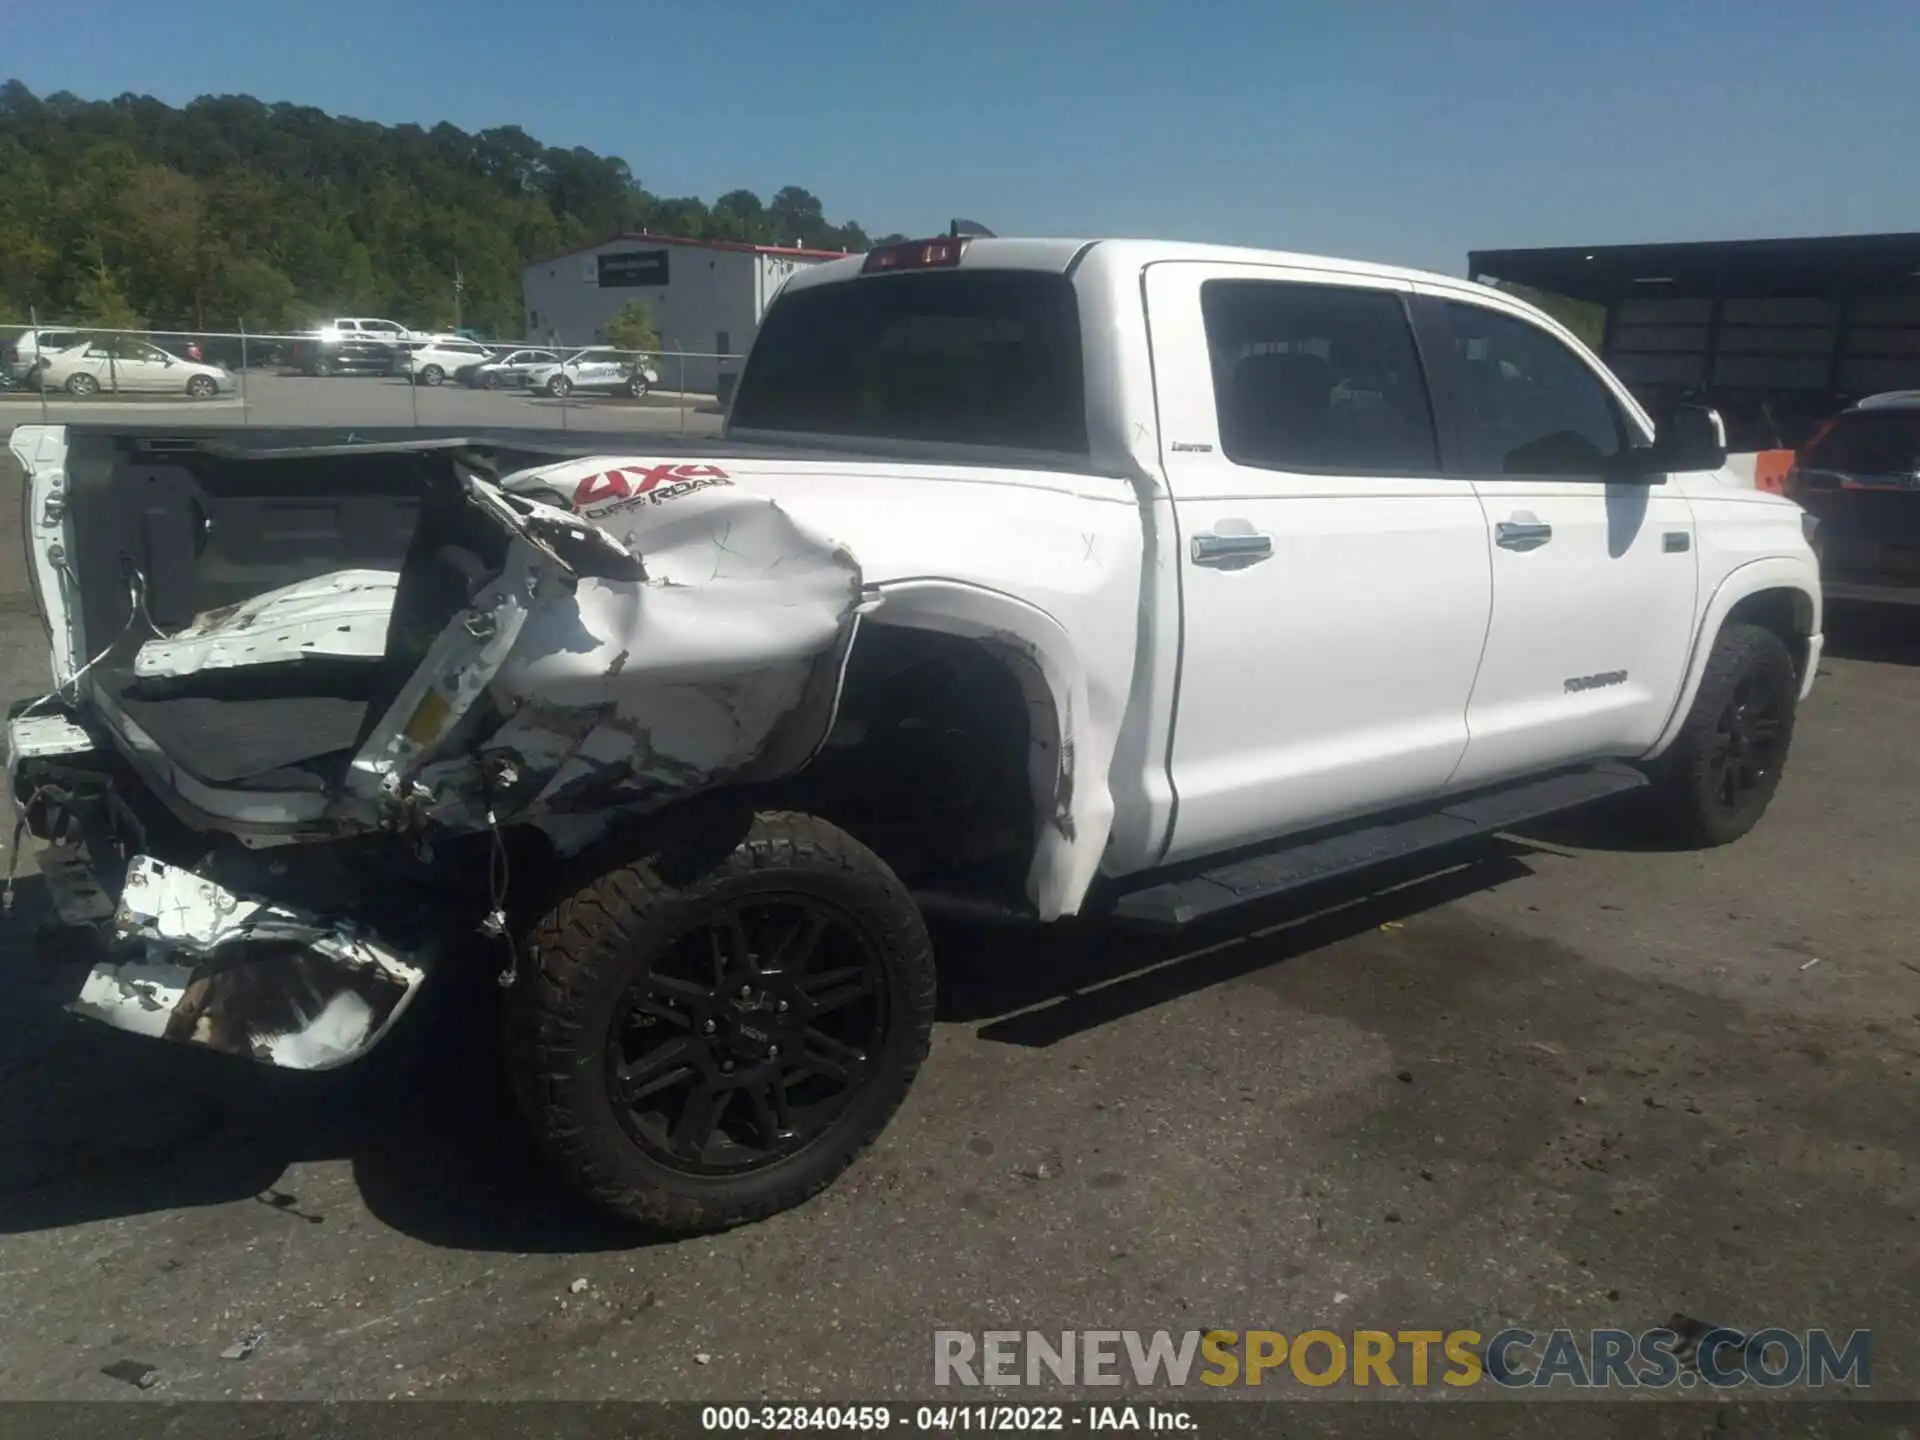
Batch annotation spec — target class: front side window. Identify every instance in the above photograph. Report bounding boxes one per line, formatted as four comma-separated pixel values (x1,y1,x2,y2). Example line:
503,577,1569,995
1200,280,1438,474
1443,302,1625,476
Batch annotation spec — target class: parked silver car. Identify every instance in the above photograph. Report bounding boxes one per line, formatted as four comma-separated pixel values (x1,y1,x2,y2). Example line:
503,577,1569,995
463,347,562,389
34,336,235,398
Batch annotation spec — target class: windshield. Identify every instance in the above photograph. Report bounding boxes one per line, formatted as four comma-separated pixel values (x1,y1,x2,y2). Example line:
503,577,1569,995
729,269,1088,453
1807,410,1920,475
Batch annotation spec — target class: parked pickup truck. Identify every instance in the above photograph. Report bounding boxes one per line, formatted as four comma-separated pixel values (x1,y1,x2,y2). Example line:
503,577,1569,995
6,235,1823,1234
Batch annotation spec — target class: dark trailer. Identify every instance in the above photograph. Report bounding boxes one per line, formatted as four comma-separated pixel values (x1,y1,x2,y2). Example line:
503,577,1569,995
1469,232,1920,452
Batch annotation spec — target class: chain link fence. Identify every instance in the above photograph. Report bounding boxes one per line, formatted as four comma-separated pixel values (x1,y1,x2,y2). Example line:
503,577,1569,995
1,312,737,438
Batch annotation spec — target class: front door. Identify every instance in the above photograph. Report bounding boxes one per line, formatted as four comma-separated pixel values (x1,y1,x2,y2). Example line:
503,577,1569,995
1418,292,1699,788
1145,263,1495,867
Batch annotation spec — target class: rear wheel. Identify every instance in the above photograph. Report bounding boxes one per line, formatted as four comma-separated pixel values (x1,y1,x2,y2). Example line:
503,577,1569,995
419,364,445,387
64,372,99,397
546,374,573,398
625,374,650,400
505,811,935,1233
1647,622,1798,847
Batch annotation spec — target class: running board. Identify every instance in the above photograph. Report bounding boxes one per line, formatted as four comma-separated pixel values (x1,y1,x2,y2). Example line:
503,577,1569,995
1108,762,1649,931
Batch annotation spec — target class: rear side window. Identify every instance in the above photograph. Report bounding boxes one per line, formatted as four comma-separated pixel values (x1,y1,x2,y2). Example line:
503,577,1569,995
731,270,1088,453
1200,280,1438,474
1442,302,1625,476
1805,410,1920,474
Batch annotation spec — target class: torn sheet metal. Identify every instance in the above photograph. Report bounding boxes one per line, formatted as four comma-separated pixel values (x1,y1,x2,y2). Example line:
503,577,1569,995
134,569,399,680
72,855,426,1070
465,457,863,817
343,537,548,807
6,711,96,775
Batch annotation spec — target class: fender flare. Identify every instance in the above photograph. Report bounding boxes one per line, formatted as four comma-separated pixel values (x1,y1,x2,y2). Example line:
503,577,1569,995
1645,556,1820,760
859,578,1117,921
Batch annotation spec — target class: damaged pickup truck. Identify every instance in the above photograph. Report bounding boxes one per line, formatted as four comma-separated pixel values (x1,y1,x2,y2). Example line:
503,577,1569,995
7,236,1824,1233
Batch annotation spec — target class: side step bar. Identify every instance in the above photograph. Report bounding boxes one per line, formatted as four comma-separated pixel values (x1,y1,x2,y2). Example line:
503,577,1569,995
1107,761,1649,931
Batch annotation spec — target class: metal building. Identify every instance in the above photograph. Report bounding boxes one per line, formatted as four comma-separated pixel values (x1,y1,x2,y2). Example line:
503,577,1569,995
1469,231,1920,450
519,233,851,396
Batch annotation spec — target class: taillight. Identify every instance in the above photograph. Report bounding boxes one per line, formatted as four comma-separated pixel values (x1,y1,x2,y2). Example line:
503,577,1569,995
862,237,968,274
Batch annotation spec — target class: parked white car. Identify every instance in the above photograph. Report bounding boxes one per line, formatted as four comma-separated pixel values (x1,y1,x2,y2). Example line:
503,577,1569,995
7,327,91,381
33,336,234,398
393,337,496,386
463,348,562,389
6,234,1822,1236
524,348,661,398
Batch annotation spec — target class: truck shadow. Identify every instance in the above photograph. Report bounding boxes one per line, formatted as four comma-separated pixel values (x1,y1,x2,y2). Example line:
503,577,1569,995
937,843,1538,1047
0,841,1539,1255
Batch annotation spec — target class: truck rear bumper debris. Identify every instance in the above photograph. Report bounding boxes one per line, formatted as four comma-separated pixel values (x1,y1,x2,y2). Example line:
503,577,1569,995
71,855,427,1071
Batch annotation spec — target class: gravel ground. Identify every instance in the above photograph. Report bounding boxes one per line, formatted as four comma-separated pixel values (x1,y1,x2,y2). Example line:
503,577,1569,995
0,439,1912,1406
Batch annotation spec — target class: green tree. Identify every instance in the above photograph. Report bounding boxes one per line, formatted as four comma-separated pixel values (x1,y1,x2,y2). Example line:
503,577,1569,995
605,300,660,355
0,79,876,335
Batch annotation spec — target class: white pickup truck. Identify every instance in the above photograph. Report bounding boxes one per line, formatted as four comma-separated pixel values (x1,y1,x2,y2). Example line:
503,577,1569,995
6,235,1822,1234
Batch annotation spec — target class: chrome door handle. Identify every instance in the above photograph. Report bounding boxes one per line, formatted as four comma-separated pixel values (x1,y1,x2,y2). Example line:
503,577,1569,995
1191,533,1274,566
1495,520,1553,551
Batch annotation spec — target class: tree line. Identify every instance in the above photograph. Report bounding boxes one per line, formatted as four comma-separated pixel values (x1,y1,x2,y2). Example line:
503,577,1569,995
0,79,878,337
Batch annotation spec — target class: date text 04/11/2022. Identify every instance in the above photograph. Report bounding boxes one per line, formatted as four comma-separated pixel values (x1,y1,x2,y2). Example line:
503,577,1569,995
698,1404,1198,1431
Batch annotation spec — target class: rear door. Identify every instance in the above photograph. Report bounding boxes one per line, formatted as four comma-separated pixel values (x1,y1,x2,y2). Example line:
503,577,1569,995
1418,291,1699,787
1146,262,1495,865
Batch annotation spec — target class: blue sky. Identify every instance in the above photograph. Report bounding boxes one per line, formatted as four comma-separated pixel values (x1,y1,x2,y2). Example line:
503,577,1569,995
8,0,1916,273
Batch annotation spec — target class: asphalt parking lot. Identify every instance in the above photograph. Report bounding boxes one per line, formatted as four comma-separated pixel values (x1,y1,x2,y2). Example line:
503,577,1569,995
1,369,726,438
0,436,1913,1407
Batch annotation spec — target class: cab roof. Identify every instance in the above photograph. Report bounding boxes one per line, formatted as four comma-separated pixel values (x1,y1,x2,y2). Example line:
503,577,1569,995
781,236,1501,300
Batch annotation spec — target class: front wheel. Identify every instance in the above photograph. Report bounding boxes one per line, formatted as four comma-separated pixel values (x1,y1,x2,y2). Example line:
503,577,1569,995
419,364,445,387
625,374,650,400
1646,622,1798,847
483,371,503,390
505,811,935,1234
546,375,572,398
185,374,217,399
65,372,100,397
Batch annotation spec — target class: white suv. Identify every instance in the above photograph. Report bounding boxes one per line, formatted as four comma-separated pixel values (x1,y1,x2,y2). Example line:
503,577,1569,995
393,337,495,386
6,328,89,382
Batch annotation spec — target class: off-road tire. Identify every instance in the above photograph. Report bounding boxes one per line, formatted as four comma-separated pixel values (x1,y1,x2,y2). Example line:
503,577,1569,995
504,811,935,1233
1648,621,1798,848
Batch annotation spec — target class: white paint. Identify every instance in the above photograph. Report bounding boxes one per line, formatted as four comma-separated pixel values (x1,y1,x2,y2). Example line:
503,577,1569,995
83,854,428,1070
6,712,94,769
19,234,1826,935
134,569,399,679
72,959,196,1038
261,990,379,1069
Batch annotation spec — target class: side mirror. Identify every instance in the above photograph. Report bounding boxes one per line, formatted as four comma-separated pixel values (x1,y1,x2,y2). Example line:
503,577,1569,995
1631,402,1728,475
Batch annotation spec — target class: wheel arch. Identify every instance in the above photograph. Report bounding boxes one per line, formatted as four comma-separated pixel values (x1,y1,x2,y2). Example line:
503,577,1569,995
810,580,1116,922
1646,559,1821,761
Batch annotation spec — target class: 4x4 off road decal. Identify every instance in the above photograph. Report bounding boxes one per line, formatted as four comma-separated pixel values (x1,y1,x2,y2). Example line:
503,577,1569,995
572,463,733,512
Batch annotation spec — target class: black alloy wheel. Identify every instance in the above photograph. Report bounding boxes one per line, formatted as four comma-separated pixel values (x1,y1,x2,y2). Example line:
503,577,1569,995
607,894,887,1175
1703,668,1785,818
